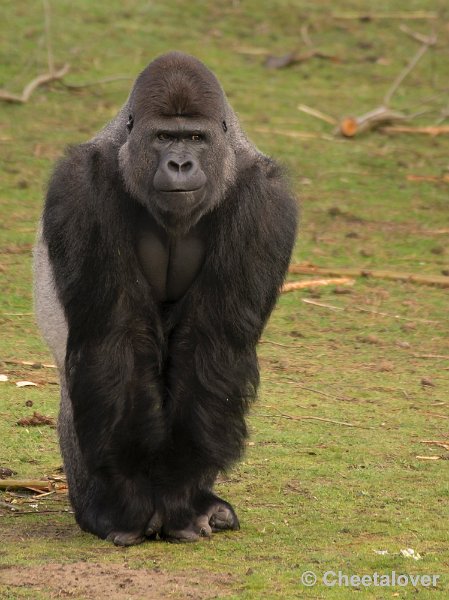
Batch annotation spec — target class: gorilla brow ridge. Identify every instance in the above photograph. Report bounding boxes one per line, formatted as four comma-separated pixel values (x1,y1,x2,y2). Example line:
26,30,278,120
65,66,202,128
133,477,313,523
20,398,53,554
132,53,225,122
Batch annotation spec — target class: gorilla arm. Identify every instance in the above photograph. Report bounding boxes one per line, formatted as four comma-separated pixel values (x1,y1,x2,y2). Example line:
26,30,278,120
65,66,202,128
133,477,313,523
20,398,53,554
163,157,298,481
42,144,166,475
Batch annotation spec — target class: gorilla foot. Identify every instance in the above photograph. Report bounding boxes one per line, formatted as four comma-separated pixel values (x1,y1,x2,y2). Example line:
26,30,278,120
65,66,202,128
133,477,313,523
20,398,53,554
163,515,212,543
160,496,239,543
106,530,146,547
207,500,240,532
202,497,240,532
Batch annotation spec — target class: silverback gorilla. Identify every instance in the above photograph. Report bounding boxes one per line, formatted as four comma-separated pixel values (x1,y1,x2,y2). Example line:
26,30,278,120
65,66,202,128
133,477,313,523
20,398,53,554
34,52,298,545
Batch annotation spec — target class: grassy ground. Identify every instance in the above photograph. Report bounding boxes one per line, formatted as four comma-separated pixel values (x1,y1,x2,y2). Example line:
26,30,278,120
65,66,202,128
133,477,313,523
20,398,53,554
1,1,448,598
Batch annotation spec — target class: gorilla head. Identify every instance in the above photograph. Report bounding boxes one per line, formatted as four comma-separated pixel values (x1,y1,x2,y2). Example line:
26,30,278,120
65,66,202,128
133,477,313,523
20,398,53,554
119,52,237,234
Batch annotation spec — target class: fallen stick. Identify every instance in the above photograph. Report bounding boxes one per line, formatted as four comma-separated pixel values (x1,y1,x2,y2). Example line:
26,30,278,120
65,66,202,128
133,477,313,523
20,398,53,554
259,340,304,349
0,509,72,517
297,103,338,125
339,107,407,137
420,412,449,420
0,479,65,492
301,298,438,323
2,359,57,369
253,127,333,141
270,409,366,428
407,174,449,183
383,125,449,136
281,277,354,293
0,64,70,104
420,440,449,451
338,29,436,137
332,12,437,20
412,354,449,360
415,455,442,461
289,263,449,289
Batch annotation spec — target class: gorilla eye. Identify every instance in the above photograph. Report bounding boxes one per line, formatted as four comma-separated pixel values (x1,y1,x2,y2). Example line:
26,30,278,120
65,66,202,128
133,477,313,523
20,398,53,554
126,115,134,132
190,134,203,141
157,133,173,141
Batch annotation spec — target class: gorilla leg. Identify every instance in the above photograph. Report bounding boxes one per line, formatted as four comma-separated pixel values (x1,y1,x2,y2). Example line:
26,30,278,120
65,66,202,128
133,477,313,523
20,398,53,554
59,378,155,545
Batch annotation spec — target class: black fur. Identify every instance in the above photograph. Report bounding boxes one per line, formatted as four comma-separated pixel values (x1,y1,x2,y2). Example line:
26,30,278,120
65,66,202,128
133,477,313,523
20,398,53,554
40,52,298,543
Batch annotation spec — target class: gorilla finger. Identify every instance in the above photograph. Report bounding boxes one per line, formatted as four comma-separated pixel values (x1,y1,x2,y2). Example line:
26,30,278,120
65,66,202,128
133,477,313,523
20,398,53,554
145,511,163,538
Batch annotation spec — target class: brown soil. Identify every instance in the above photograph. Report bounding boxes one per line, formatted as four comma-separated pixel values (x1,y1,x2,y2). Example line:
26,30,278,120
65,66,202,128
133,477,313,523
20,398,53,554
0,561,235,599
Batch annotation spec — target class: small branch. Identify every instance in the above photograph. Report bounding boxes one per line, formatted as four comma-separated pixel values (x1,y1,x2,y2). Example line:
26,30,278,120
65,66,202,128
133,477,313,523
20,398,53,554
297,104,337,125
333,27,437,137
59,75,134,89
289,263,449,289
301,297,438,324
420,412,449,420
383,31,436,106
302,298,343,312
281,277,354,293
259,340,304,350
43,0,54,75
399,23,436,45
0,509,72,517
265,25,341,70
300,24,313,48
283,380,350,402
384,125,449,136
332,12,438,20
415,455,442,461
2,359,57,369
420,440,449,451
0,479,65,492
412,354,449,360
339,107,407,137
264,406,367,428
0,63,70,104
253,126,334,141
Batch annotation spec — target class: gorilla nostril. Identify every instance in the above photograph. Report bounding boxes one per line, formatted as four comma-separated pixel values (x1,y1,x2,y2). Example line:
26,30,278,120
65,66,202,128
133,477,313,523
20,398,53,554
167,160,180,172
180,160,193,172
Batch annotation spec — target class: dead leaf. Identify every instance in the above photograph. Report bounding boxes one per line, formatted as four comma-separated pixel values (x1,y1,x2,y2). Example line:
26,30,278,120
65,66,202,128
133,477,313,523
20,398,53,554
16,381,38,387
17,412,56,428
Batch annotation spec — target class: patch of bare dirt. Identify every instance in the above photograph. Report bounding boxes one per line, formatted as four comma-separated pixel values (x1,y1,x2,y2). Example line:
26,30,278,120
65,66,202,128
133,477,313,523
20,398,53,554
0,561,235,599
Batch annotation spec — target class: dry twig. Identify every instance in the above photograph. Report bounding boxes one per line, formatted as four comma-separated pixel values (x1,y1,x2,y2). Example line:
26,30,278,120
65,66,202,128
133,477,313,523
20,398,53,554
420,440,449,451
253,127,333,141
282,277,354,293
301,297,438,324
264,24,341,69
289,263,449,289
0,479,66,492
17,412,56,428
406,173,449,182
0,0,71,104
337,28,437,137
263,406,367,428
0,64,70,104
332,12,437,20
415,455,443,461
2,359,57,369
259,340,304,350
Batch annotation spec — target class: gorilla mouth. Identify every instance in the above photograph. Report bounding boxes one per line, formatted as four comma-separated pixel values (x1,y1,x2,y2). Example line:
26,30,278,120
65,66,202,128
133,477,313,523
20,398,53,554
160,188,203,193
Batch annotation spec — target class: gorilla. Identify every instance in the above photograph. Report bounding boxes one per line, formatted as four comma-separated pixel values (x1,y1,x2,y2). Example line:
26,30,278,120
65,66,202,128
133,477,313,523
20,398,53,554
34,52,298,545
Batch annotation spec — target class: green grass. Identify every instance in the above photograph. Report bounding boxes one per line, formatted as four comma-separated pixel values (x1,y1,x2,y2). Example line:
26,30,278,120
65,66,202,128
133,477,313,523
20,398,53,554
1,1,448,598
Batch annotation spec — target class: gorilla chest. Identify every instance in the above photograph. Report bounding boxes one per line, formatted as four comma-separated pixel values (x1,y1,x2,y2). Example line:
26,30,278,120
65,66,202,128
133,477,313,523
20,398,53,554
137,221,205,302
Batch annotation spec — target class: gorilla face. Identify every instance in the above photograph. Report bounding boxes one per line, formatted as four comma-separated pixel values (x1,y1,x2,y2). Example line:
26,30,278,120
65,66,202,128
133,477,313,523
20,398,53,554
118,53,237,235
120,117,231,234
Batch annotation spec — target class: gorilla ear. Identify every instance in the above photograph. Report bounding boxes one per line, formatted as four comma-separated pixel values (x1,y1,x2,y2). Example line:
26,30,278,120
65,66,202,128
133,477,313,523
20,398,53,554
126,114,134,133
222,120,227,133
